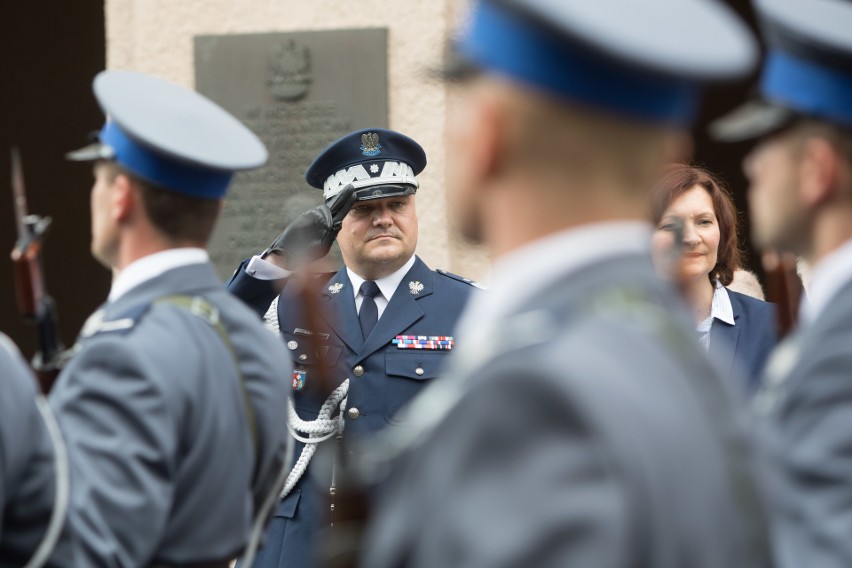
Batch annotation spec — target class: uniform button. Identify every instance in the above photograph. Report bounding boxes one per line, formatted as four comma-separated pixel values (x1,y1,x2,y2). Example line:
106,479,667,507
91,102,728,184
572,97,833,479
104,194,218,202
287,341,298,350
299,354,307,361
415,367,425,376
353,365,364,377
347,407,360,419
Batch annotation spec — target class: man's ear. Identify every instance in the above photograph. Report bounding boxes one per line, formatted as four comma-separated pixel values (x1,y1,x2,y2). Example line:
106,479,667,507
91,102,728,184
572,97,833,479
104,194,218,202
469,88,506,188
799,137,841,207
112,173,136,223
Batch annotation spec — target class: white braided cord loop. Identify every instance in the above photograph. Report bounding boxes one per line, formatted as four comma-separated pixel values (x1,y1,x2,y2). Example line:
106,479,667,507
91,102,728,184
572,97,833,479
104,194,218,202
280,378,350,499
262,296,281,335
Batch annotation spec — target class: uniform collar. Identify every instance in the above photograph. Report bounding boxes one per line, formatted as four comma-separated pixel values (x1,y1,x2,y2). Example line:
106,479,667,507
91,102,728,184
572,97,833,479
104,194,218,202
488,221,653,316
455,221,654,347
802,238,852,325
347,254,417,303
109,248,209,302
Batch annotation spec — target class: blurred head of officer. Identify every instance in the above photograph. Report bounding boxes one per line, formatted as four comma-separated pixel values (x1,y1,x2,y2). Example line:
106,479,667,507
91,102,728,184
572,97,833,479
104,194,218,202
712,0,852,265
442,0,756,258
305,128,426,280
69,70,267,271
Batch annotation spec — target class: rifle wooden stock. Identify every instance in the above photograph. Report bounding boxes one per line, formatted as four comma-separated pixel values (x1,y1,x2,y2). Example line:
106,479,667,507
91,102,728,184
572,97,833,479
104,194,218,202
10,148,66,393
762,250,802,339
12,235,45,319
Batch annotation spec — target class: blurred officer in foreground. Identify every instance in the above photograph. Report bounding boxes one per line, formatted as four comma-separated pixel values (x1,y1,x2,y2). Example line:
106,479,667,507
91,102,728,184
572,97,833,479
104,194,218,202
713,0,852,566
0,333,67,567
359,1,770,567
227,128,478,568
49,70,291,566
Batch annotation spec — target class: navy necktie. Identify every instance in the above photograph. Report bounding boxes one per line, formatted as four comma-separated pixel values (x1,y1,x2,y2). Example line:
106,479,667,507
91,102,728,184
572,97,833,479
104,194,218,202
359,281,381,340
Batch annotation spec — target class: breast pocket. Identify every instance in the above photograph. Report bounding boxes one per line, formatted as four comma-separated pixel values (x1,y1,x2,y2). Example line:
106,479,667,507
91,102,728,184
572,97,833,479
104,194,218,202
281,330,343,366
281,330,344,414
384,350,451,423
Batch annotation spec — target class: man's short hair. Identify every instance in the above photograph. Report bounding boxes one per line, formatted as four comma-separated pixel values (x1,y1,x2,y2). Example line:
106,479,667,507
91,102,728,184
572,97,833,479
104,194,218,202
789,119,852,166
105,163,221,244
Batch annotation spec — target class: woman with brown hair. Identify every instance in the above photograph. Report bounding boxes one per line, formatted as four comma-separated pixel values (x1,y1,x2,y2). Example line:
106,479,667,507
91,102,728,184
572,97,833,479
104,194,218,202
651,164,777,394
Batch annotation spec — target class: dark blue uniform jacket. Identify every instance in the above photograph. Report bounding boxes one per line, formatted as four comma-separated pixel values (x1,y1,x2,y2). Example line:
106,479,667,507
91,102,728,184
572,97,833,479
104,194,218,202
227,255,476,568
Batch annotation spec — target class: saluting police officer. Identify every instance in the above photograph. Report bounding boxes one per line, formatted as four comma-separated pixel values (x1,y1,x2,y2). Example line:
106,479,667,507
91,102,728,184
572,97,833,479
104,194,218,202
48,70,291,566
227,128,478,568
0,333,68,568
712,1,852,566
359,1,770,567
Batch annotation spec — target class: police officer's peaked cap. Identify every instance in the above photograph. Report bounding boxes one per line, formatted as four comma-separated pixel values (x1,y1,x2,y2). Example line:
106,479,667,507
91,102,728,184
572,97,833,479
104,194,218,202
451,0,758,126
712,0,852,141
305,128,427,201
67,70,268,199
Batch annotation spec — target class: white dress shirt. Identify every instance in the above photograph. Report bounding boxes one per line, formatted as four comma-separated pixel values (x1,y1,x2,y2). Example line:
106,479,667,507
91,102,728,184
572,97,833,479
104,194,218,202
696,279,735,350
109,248,209,302
243,251,417,320
801,238,852,326
348,255,417,319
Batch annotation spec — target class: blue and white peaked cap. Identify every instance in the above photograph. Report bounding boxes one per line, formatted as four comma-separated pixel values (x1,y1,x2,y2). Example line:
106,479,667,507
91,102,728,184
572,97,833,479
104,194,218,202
67,70,268,199
305,128,427,201
712,0,852,141
453,0,758,126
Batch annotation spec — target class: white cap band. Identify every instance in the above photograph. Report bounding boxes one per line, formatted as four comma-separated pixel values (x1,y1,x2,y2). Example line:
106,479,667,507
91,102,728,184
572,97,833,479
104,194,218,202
323,160,419,199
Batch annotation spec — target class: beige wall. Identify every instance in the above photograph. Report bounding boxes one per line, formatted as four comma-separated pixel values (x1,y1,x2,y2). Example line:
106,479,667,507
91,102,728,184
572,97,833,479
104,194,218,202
105,0,490,282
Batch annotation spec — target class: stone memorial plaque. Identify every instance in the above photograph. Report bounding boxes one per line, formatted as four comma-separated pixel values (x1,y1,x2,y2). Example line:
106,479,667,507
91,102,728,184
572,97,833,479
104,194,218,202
195,29,388,279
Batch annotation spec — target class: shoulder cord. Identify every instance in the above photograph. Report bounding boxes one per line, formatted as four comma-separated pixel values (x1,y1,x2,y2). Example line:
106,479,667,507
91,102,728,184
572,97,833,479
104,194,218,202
23,396,70,568
262,296,281,335
155,295,259,461
280,380,349,499
261,296,350,500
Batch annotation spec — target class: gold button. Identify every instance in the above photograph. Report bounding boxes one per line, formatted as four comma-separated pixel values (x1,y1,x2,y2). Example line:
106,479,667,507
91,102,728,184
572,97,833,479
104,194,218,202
353,365,365,377
415,367,425,376
347,407,360,419
287,341,298,350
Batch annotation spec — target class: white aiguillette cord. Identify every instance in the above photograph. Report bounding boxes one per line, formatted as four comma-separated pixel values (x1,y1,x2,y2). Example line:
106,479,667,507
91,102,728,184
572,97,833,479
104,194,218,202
242,297,350,568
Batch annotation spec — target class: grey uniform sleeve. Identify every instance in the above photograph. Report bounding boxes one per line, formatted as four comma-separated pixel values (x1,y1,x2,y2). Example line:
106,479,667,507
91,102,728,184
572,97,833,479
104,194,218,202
50,337,178,567
0,336,37,545
773,338,852,568
0,334,63,565
364,366,631,568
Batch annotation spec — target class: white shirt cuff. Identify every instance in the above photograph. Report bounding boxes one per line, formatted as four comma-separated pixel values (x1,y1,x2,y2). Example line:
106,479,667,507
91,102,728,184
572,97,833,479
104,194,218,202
245,255,291,281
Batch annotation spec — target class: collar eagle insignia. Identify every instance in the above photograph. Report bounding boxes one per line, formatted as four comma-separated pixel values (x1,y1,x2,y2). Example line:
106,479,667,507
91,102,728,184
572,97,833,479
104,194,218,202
408,281,424,295
360,132,381,156
328,282,344,294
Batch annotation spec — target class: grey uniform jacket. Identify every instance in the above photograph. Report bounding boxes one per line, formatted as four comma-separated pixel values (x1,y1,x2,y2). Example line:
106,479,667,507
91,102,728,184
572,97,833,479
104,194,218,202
0,334,64,567
48,262,291,567
362,253,769,568
756,276,852,568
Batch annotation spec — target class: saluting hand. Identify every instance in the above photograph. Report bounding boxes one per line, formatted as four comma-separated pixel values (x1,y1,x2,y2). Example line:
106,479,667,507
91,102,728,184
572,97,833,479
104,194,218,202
262,184,357,268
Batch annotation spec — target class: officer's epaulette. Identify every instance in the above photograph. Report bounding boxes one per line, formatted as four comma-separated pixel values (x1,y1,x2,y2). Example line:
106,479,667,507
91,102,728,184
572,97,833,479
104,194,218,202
313,271,338,284
78,304,151,339
436,269,486,289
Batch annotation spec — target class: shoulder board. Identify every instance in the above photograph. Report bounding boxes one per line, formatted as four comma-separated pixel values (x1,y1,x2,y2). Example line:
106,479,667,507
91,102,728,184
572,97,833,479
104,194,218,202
313,271,338,285
436,269,486,289
79,304,151,339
